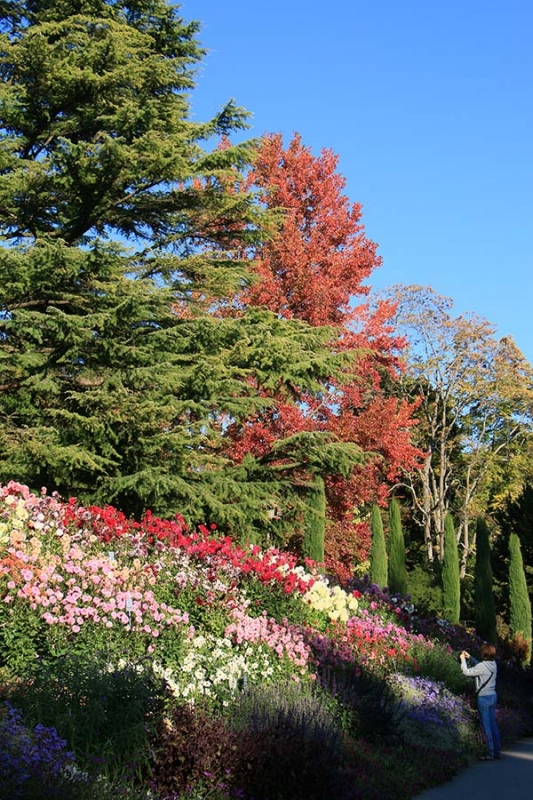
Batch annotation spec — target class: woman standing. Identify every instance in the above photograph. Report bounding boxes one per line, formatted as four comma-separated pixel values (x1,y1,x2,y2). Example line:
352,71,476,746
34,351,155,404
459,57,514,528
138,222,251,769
460,643,502,760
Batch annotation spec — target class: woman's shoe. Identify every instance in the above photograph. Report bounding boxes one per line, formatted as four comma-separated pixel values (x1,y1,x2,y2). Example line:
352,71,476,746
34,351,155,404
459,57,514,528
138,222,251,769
479,755,494,761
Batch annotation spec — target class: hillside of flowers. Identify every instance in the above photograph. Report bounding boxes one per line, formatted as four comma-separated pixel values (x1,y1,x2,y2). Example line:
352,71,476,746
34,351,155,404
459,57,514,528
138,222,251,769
1,481,532,800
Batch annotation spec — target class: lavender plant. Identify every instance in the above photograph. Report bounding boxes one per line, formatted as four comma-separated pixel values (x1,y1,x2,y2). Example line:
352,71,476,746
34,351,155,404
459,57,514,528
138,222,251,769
225,681,350,800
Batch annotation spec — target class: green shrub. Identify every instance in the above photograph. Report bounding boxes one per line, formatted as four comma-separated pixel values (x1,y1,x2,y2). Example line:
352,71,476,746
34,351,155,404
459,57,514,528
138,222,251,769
509,533,532,664
0,603,46,676
407,564,444,617
5,653,165,783
316,663,402,744
241,575,314,625
407,641,471,696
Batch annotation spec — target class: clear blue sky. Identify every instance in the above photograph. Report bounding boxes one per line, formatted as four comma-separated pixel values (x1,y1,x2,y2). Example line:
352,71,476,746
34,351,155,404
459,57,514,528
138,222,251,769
183,0,533,362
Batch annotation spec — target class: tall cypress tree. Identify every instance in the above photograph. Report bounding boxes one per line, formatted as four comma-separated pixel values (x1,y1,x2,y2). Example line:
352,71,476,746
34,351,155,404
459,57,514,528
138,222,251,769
0,1,360,538
369,504,388,589
442,513,460,624
388,498,407,596
509,532,532,663
474,517,497,644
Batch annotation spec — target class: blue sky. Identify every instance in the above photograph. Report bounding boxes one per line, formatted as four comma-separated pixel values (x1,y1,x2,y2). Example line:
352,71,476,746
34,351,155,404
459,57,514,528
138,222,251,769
182,0,533,362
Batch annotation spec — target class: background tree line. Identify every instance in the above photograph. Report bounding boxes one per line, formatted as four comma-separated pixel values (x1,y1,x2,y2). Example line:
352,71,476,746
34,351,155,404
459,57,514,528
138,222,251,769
369,502,532,663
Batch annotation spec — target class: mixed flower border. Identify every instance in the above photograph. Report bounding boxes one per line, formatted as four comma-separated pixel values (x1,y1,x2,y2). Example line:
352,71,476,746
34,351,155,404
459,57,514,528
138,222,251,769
0,481,500,795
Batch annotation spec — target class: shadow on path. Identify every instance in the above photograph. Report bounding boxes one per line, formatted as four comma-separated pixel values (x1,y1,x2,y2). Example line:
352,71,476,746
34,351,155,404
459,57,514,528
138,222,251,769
415,738,533,799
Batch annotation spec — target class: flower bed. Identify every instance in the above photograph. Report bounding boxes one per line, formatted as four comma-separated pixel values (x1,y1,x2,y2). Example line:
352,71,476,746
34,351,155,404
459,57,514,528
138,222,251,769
1,481,531,800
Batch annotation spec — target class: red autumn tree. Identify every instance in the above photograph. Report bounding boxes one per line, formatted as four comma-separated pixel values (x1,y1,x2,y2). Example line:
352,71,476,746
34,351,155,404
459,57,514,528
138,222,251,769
241,133,376,325
225,133,422,579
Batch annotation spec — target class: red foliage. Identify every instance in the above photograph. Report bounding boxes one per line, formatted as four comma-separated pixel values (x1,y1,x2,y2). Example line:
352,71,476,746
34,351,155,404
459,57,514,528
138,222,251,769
241,133,379,327
324,519,371,584
226,133,424,564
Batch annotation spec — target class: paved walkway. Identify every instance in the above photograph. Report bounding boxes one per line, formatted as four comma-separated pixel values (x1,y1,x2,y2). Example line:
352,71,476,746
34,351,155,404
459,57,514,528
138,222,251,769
415,737,533,799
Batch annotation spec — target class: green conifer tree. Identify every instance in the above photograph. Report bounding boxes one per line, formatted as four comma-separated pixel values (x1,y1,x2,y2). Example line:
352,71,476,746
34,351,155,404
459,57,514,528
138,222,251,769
442,513,460,623
302,476,326,564
369,504,388,589
509,532,532,663
388,498,407,596
0,0,360,539
474,517,497,643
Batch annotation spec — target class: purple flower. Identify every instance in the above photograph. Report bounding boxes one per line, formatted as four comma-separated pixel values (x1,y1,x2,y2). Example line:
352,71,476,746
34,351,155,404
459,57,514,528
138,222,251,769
0,702,76,797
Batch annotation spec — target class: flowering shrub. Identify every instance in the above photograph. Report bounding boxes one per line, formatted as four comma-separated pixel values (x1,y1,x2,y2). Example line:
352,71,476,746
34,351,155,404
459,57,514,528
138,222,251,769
225,607,313,672
0,483,68,557
348,575,416,628
388,674,482,755
344,611,433,673
153,633,293,706
303,579,359,626
412,614,483,655
0,482,315,595
63,495,315,596
0,484,322,680
0,539,191,672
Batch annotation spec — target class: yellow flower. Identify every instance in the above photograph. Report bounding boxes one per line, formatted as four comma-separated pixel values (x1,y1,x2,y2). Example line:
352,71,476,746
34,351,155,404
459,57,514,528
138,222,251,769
0,522,9,546
302,578,358,621
14,500,29,521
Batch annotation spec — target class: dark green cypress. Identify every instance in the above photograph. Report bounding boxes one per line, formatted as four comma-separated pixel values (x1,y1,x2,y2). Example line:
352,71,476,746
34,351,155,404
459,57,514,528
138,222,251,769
442,513,460,624
474,517,497,643
388,498,407,596
369,504,388,589
509,532,532,663
302,476,326,565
